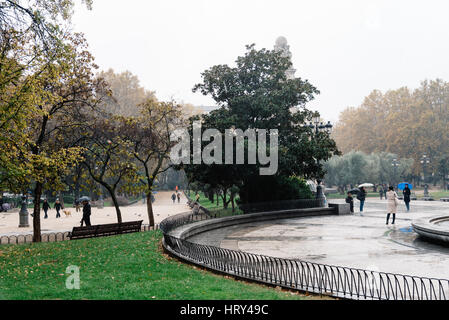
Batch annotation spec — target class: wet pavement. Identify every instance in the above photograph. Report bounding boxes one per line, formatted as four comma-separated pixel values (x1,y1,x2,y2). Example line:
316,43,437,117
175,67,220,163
188,200,449,279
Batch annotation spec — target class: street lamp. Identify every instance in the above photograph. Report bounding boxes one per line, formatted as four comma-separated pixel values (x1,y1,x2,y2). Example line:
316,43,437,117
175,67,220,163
420,154,431,184
420,154,431,196
308,115,333,205
18,194,29,228
308,116,333,134
392,158,399,188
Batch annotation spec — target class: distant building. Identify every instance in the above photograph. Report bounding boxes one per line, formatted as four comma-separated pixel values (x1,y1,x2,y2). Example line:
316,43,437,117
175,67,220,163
273,36,296,80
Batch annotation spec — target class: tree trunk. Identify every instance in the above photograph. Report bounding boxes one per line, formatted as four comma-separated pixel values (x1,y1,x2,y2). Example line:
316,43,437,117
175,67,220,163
109,190,122,223
231,194,235,213
58,191,64,209
223,190,228,209
74,180,80,201
147,191,155,227
33,182,43,243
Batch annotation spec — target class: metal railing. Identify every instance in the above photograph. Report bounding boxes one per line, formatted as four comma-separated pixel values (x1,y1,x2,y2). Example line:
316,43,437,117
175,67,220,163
161,211,449,300
238,199,324,214
0,224,159,245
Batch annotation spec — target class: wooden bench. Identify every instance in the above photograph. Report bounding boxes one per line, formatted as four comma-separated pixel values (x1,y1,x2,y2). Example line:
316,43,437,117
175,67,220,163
68,220,143,240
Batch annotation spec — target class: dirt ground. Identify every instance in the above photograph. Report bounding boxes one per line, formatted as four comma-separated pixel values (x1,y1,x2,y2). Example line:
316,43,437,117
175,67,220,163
0,191,190,236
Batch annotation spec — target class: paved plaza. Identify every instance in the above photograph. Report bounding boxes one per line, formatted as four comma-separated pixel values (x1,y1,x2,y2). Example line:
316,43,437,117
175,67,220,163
0,191,189,236
189,199,449,279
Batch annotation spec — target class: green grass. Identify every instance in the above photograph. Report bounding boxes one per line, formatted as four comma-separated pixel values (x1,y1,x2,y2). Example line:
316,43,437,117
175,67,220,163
418,191,449,200
0,231,310,300
195,193,243,216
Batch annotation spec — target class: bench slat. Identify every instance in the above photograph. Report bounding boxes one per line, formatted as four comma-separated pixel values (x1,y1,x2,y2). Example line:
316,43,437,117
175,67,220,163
69,220,143,240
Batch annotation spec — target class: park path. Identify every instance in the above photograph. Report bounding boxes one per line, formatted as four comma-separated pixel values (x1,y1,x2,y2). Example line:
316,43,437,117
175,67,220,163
0,191,190,236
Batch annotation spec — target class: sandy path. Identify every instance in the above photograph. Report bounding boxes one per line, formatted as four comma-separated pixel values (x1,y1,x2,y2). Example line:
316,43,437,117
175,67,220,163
0,191,190,236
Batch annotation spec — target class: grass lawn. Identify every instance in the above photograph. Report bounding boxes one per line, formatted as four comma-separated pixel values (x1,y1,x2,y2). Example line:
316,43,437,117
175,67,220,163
0,231,311,300
424,190,449,199
195,193,243,216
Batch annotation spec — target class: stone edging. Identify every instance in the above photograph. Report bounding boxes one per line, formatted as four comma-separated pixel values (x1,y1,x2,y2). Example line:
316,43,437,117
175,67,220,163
412,216,449,243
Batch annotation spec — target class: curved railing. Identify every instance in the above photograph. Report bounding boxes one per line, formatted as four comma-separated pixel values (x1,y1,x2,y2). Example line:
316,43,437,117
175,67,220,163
161,211,449,300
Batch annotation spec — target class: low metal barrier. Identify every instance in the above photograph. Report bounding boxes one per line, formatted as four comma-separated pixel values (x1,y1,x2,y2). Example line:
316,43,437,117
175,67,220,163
161,211,449,300
0,223,159,245
239,199,323,214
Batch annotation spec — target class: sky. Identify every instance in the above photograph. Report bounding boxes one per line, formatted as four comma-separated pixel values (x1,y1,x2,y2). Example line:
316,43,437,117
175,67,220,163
72,0,449,122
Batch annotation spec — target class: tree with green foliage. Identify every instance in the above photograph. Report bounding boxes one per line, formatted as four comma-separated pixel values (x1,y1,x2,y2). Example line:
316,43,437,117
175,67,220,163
183,44,339,205
122,99,182,227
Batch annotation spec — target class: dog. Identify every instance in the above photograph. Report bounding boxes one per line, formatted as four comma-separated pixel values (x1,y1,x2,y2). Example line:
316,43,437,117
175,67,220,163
63,210,72,217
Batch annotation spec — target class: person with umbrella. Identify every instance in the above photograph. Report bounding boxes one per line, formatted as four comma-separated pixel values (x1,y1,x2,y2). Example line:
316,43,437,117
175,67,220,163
401,183,412,212
79,197,92,227
357,186,367,214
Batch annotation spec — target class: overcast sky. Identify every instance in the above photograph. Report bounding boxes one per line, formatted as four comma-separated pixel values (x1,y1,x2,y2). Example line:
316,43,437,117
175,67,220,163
73,0,449,122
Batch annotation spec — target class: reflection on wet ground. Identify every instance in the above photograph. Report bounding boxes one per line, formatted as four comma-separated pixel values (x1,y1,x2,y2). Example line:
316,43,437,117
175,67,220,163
188,200,449,279
435,220,449,227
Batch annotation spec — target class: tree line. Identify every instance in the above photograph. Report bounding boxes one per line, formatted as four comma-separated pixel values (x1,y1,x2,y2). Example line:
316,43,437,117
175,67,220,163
333,79,449,188
324,151,414,192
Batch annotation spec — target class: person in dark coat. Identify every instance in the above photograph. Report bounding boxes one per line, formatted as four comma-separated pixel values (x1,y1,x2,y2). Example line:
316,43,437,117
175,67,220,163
75,199,81,212
345,192,354,213
171,193,176,203
80,200,91,227
42,199,51,219
379,187,383,200
177,192,181,203
403,184,411,212
357,187,367,214
54,200,63,218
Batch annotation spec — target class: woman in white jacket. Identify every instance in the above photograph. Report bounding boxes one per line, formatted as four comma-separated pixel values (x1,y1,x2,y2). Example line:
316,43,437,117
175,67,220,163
386,186,399,225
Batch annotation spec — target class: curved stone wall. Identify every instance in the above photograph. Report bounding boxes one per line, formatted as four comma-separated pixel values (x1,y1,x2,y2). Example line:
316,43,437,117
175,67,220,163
412,216,449,244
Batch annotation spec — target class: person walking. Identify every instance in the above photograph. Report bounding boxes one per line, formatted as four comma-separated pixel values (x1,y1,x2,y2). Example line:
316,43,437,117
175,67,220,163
403,184,411,212
75,199,81,213
357,187,367,214
195,193,200,202
54,199,63,218
80,199,91,227
171,193,176,204
42,199,50,219
386,186,399,225
345,192,354,213
177,192,181,203
379,187,383,200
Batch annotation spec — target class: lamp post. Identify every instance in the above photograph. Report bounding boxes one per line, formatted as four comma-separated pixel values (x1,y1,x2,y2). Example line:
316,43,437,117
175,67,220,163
18,194,29,228
308,115,333,205
420,154,431,197
392,158,399,188
420,154,431,185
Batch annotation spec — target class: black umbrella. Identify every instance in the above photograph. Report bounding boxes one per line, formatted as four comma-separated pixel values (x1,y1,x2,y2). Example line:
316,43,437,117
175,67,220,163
348,188,360,195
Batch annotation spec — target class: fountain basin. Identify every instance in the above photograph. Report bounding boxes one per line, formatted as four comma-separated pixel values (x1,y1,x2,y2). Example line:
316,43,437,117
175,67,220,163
412,216,449,244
